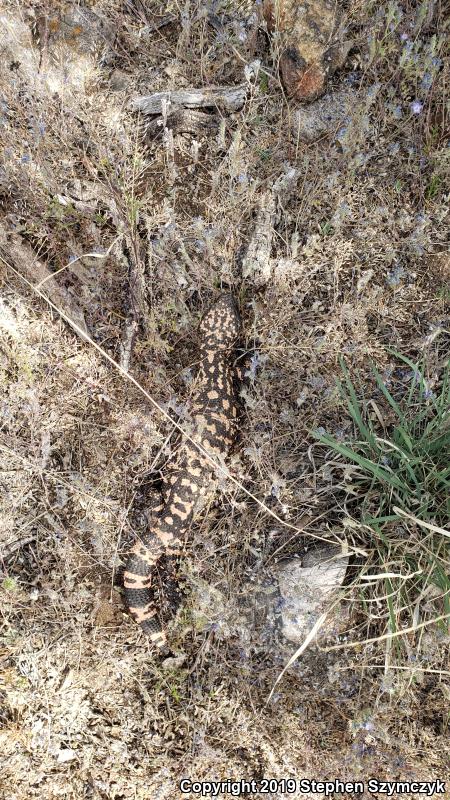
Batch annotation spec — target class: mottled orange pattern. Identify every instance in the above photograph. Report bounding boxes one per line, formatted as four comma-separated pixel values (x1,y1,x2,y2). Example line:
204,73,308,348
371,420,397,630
124,295,241,649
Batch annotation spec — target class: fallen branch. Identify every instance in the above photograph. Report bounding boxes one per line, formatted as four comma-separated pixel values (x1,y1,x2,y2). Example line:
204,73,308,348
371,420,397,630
1,535,36,559
132,85,247,115
81,157,151,357
117,231,150,369
138,14,177,36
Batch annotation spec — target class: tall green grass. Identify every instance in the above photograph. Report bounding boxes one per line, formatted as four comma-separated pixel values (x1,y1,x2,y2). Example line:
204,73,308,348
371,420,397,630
314,351,449,663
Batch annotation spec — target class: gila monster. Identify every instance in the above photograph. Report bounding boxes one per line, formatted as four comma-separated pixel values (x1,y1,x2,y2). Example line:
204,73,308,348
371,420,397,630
124,294,241,650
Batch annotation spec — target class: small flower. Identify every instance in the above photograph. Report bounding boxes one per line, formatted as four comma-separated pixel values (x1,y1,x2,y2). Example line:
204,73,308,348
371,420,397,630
410,100,423,115
421,72,432,91
346,72,359,86
386,264,405,288
215,30,228,44
367,83,381,100
245,352,261,380
400,32,408,40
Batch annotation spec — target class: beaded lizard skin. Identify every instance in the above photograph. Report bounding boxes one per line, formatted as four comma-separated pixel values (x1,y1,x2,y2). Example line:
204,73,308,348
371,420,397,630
124,295,241,649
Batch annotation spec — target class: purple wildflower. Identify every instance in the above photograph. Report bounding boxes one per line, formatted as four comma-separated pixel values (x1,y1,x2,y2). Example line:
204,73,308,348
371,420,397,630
410,100,423,115
421,72,432,91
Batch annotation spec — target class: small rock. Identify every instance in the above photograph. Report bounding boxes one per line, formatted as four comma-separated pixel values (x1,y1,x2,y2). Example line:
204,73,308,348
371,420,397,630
93,594,121,628
263,0,351,102
109,69,130,92
161,654,187,671
56,748,77,763
273,544,348,644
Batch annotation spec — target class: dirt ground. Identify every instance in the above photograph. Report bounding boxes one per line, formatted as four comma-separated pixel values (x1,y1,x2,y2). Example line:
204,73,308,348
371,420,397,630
0,1,449,799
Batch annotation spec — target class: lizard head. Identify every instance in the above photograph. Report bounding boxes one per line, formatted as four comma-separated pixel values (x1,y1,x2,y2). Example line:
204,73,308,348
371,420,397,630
199,294,240,351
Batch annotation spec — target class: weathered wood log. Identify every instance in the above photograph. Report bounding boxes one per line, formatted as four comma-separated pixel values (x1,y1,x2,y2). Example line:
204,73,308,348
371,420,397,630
132,85,247,116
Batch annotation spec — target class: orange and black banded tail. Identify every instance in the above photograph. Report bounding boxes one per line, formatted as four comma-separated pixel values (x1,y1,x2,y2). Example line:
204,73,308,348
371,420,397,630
123,533,168,649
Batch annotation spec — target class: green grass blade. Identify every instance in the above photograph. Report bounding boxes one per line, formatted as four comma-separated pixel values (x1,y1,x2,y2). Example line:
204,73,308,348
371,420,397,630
314,432,405,490
339,359,378,449
372,364,407,428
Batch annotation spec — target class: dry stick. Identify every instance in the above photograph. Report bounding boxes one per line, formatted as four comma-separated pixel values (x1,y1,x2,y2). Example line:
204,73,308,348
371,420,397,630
3,255,338,548
131,85,248,115
137,14,177,36
35,237,120,289
1,535,36,558
267,611,330,703
393,506,450,538
333,664,450,676
318,613,450,653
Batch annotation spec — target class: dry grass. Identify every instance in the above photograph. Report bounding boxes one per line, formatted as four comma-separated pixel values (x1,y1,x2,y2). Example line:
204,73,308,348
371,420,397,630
0,1,449,797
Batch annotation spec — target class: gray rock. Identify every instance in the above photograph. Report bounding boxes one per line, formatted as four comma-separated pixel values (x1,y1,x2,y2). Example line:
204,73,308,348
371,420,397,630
273,544,348,644
184,544,348,653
